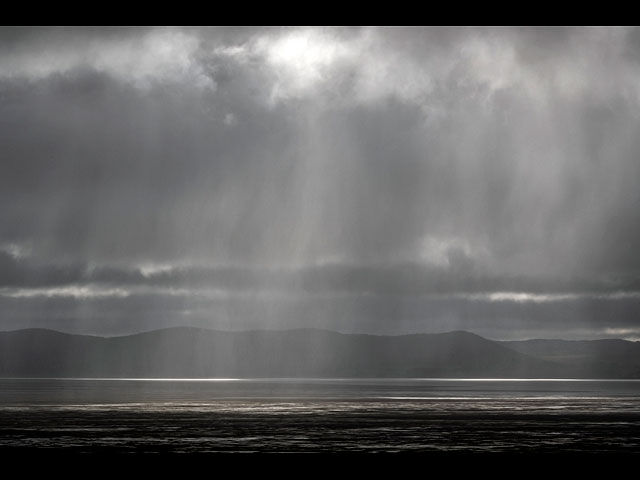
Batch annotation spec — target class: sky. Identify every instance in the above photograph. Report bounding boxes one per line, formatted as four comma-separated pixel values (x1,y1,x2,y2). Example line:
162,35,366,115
1,26,640,340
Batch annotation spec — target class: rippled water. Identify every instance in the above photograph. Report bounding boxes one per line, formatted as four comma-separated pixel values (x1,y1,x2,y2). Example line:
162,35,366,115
1,378,640,452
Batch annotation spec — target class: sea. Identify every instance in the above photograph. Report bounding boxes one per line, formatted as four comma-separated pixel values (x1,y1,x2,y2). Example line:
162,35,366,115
1,378,640,453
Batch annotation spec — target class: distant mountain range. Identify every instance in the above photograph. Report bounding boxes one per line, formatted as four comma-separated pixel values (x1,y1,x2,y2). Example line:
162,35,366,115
1,327,639,378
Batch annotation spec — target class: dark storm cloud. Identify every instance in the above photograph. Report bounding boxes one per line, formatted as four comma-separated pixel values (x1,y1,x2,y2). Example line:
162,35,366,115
1,27,640,339
3,248,640,296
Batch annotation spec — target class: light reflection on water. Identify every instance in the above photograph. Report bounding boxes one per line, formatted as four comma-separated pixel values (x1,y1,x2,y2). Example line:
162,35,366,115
1,378,640,452
3,377,640,403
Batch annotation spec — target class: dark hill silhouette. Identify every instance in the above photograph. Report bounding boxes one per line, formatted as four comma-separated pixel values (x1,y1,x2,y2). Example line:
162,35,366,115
1,327,636,378
502,338,640,378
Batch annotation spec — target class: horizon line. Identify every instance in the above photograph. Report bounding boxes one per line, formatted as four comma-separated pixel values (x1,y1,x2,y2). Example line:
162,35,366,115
1,325,637,343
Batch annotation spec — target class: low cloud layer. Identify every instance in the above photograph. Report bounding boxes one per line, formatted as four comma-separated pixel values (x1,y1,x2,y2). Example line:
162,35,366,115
1,27,640,340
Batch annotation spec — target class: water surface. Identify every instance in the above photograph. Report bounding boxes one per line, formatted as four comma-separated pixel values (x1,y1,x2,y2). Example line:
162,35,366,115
1,378,639,452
